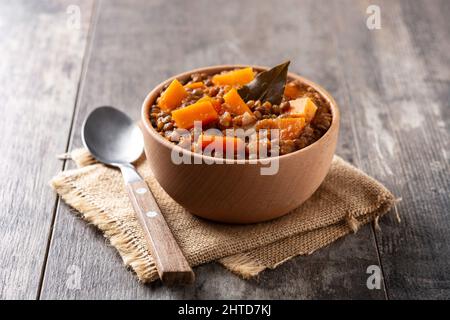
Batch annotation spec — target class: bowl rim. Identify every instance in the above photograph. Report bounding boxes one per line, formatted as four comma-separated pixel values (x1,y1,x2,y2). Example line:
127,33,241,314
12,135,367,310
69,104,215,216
141,64,340,164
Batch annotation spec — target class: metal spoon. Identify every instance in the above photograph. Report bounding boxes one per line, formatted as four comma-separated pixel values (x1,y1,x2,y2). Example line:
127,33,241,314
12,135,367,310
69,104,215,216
82,106,194,285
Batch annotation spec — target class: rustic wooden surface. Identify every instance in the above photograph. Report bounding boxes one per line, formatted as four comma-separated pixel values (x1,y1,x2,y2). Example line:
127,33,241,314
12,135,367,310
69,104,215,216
0,0,93,299
1,0,448,299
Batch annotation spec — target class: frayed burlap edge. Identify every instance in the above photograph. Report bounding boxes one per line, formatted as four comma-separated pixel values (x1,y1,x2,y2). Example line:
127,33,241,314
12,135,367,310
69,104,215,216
219,196,398,279
220,253,267,279
51,170,159,283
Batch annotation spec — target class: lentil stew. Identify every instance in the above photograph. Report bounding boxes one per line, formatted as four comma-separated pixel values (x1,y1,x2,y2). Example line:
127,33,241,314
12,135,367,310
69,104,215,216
149,63,333,159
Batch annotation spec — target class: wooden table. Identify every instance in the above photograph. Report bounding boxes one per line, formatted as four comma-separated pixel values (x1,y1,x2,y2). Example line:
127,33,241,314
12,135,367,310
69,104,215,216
1,0,448,300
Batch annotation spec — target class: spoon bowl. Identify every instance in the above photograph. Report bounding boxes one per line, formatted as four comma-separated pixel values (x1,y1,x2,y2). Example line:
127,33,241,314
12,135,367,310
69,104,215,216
82,106,143,165
81,106,195,285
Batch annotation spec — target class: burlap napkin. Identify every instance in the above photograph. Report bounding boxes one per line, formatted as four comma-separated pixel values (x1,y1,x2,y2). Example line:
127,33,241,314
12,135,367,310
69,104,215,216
51,149,395,282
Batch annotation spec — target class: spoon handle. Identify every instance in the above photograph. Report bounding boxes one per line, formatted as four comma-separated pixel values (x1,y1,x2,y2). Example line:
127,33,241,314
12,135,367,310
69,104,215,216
125,179,195,285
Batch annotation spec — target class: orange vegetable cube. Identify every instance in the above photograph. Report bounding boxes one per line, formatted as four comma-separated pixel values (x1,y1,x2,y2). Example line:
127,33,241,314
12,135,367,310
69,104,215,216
198,134,245,154
284,82,301,99
212,67,254,86
172,101,218,129
223,88,252,115
198,96,211,103
256,118,306,140
185,81,204,89
158,79,188,112
198,95,222,112
289,97,318,122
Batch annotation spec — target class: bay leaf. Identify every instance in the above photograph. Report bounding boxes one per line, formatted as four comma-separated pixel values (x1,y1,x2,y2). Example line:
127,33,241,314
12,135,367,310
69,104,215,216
238,61,290,105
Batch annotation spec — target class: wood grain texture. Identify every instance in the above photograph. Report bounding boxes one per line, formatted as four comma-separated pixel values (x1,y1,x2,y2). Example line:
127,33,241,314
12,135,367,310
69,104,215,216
40,0,386,299
0,0,93,299
331,0,450,299
126,179,194,285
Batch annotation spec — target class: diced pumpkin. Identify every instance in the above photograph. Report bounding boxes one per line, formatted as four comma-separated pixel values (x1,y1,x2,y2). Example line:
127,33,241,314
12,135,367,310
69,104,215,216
172,101,218,129
283,82,301,99
223,88,252,115
198,95,222,112
256,118,306,140
198,96,211,103
198,134,245,154
212,67,254,86
185,81,204,89
289,97,318,122
158,79,188,112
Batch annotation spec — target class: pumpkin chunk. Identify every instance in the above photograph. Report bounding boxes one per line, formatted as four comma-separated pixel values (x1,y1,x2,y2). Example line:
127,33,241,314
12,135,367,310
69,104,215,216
172,101,218,129
198,95,222,112
185,81,204,89
158,79,188,112
212,67,254,86
256,118,306,140
223,88,252,115
284,82,301,99
198,134,245,154
289,97,318,122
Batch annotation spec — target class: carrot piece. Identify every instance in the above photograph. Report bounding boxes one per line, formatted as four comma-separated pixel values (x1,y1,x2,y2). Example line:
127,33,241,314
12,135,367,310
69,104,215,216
212,67,254,86
158,79,188,112
223,88,252,115
256,118,306,140
185,81,204,89
198,95,222,113
284,82,301,99
172,101,218,129
198,134,245,154
197,96,210,102
289,97,318,122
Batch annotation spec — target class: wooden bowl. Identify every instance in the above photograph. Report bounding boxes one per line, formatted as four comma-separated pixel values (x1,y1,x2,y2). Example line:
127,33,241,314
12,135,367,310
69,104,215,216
141,65,340,224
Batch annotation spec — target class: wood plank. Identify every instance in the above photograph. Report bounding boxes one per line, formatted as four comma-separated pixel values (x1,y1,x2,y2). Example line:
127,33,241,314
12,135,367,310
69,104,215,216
0,0,94,299
41,0,388,299
331,0,450,299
